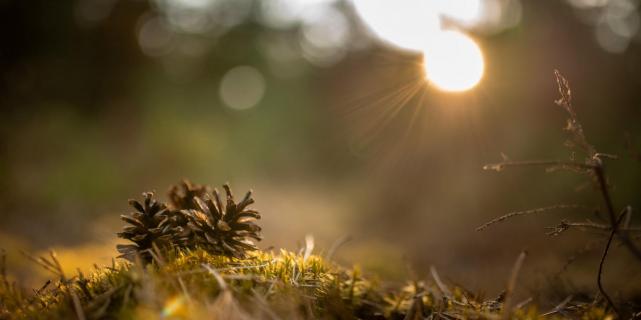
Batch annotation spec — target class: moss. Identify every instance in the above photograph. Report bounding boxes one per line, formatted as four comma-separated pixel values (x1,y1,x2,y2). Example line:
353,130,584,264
0,248,613,319
0,180,618,319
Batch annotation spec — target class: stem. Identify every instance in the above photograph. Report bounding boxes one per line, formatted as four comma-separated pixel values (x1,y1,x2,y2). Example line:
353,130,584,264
597,210,627,317
483,160,593,172
502,251,527,320
476,204,584,231
593,163,641,261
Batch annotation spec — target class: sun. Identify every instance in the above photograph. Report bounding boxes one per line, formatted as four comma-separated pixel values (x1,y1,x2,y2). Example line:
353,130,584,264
422,31,485,92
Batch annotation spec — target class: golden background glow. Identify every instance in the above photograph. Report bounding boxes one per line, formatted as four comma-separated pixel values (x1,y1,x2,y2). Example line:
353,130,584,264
423,31,484,92
351,0,487,92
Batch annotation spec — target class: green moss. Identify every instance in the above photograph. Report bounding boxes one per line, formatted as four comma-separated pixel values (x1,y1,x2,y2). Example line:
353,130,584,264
0,248,612,319
0,179,617,319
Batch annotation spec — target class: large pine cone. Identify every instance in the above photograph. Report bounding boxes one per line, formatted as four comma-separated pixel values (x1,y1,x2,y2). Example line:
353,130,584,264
184,184,261,258
116,192,177,262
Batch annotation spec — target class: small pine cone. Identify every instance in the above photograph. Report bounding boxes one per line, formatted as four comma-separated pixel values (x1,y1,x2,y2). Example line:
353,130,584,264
163,209,192,243
168,180,210,211
116,192,176,262
185,184,261,258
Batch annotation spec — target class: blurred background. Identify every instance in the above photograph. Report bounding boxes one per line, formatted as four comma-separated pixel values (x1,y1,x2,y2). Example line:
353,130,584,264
1,0,641,300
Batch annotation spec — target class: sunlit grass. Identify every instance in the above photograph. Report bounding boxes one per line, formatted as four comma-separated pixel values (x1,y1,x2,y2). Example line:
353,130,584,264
1,247,614,319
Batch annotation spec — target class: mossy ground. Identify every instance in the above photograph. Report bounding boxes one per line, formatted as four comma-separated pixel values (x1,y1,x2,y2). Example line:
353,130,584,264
0,248,613,319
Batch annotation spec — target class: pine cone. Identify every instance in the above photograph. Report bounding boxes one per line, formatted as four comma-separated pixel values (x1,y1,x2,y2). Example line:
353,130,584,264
185,184,261,258
168,180,210,211
116,192,176,262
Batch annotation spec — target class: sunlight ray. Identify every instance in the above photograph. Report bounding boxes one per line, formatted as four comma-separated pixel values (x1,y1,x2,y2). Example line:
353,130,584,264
355,81,424,147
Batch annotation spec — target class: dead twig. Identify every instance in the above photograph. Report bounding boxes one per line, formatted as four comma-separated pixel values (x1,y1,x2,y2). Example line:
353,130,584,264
483,70,641,264
596,208,627,317
545,218,641,238
476,204,584,231
540,295,573,317
553,69,595,157
556,70,641,261
593,163,641,261
483,160,593,172
553,220,640,232
513,297,533,311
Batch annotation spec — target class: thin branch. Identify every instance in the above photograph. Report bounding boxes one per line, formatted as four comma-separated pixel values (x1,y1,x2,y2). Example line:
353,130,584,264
555,70,641,261
593,162,616,225
513,297,533,311
540,295,573,317
562,221,609,230
593,163,641,261
483,160,593,172
553,70,597,157
476,204,585,231
545,221,571,237
623,207,632,229
482,158,641,260
597,209,627,317
548,220,641,233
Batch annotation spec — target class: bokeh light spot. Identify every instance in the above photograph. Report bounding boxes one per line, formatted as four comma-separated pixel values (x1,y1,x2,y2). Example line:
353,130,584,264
351,0,441,52
219,66,266,110
138,16,174,57
433,0,483,26
299,5,350,67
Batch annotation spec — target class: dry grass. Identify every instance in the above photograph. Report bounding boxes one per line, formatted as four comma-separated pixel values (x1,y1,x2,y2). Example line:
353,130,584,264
0,247,615,320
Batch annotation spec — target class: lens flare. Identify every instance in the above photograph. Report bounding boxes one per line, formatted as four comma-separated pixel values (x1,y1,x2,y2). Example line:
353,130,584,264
161,295,185,318
422,31,484,92
433,0,483,26
351,0,440,52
